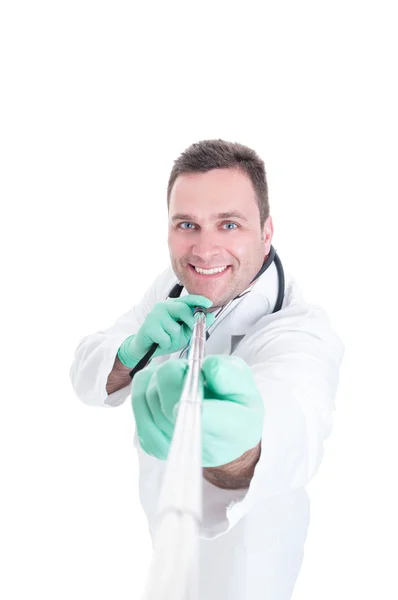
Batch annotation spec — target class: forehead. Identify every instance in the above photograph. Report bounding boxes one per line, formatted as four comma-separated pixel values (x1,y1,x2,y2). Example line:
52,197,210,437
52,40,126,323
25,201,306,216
169,168,258,219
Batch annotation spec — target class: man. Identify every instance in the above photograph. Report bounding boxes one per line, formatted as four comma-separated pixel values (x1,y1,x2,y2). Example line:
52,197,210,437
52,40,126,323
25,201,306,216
70,139,344,599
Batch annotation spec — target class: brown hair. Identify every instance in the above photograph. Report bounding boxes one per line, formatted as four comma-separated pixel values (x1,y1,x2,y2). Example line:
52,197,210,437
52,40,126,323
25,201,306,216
167,139,269,228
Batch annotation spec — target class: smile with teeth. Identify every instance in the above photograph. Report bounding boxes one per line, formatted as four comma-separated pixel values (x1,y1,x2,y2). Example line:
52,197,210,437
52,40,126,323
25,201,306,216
190,265,229,276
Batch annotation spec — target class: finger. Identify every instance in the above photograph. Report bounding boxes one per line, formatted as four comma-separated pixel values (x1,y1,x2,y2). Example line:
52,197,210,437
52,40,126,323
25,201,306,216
131,364,157,398
155,360,189,421
202,398,256,439
157,310,183,345
201,399,262,467
201,355,259,405
142,314,172,350
166,302,196,330
169,303,216,333
131,366,170,460
174,295,213,308
146,379,174,439
157,310,194,354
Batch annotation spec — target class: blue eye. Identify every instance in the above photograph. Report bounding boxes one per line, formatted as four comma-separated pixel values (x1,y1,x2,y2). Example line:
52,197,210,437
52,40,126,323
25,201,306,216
224,222,238,230
179,222,195,229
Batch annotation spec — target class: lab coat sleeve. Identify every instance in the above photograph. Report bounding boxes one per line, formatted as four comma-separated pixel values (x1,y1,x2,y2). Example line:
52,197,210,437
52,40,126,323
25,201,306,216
224,288,345,533
69,267,173,408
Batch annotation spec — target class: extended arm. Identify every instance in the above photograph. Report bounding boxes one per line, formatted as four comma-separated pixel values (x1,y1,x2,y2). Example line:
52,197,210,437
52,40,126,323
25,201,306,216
105,355,132,395
203,442,261,490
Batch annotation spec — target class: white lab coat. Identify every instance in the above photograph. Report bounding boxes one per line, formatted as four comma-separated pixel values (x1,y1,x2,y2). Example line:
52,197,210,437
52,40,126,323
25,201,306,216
70,261,344,599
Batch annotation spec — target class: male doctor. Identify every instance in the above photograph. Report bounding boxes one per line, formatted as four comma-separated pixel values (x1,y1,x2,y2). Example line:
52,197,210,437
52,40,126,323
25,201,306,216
70,139,344,599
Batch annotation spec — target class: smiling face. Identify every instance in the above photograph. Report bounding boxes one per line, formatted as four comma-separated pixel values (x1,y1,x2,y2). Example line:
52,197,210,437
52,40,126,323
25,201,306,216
168,168,274,308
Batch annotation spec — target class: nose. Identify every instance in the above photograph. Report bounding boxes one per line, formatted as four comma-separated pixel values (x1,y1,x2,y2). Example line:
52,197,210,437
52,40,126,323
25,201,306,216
191,230,221,262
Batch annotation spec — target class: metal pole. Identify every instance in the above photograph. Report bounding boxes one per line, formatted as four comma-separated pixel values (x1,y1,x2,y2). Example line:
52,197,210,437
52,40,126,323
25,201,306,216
141,307,207,600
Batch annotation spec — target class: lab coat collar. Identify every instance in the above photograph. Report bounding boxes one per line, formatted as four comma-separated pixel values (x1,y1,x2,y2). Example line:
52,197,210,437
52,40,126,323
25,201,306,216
179,260,280,337
229,260,280,336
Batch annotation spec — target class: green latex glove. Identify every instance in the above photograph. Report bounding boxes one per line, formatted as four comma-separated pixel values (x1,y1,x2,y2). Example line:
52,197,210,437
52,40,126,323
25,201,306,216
131,355,264,467
118,295,216,368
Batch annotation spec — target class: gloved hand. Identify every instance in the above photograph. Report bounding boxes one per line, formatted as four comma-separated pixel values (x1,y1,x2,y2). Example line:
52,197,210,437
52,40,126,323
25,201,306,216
131,355,264,467
118,295,216,368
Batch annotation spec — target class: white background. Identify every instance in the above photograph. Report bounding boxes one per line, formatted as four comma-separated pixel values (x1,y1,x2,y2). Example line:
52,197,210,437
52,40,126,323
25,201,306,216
1,1,397,598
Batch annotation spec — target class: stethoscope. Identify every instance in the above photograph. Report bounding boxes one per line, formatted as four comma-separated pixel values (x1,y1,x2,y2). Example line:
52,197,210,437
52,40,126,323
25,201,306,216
129,245,285,379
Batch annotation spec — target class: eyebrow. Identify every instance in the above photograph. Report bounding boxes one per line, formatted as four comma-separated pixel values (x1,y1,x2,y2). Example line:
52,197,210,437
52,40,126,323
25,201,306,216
171,211,248,223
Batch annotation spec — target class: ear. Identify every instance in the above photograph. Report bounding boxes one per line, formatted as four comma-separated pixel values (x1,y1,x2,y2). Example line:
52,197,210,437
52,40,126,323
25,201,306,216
262,216,274,252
